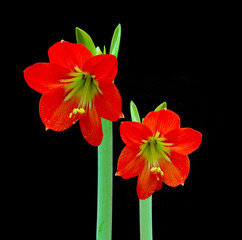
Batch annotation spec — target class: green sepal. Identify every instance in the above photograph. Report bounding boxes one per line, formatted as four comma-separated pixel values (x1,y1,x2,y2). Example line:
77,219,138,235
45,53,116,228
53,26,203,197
75,27,96,55
103,45,106,54
110,24,121,58
95,46,106,55
130,101,141,123
96,46,102,55
154,102,167,111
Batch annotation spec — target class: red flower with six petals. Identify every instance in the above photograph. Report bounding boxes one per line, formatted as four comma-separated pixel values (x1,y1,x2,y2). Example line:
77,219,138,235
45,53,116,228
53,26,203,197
24,41,123,146
116,109,202,200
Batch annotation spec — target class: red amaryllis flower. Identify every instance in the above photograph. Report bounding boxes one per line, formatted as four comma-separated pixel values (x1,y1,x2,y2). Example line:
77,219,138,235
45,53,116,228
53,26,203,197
24,40,123,146
116,109,202,199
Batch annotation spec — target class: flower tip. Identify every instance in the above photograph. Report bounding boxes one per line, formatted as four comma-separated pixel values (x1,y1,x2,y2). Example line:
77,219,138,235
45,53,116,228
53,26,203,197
119,112,125,119
115,172,120,177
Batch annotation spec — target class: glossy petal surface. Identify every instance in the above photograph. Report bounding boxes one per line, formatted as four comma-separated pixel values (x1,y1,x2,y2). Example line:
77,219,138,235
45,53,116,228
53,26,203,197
159,151,190,187
116,147,144,179
143,109,180,135
48,41,93,70
120,122,153,147
24,63,69,94
95,83,122,121
137,164,158,200
82,54,118,83
165,128,202,155
79,105,103,146
39,88,80,131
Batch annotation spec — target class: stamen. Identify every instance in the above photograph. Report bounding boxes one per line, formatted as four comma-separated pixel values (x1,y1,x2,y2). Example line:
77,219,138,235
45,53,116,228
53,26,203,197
150,167,164,176
157,137,167,142
150,167,157,172
74,65,83,73
162,142,173,146
60,78,76,83
157,148,171,162
69,108,86,118
154,131,160,138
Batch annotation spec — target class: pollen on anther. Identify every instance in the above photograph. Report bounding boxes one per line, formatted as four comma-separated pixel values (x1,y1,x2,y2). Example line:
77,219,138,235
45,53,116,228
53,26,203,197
150,167,164,176
69,108,86,118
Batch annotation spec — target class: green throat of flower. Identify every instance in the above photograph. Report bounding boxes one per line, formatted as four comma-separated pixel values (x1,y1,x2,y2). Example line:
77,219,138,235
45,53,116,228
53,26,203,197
61,66,102,117
138,132,173,174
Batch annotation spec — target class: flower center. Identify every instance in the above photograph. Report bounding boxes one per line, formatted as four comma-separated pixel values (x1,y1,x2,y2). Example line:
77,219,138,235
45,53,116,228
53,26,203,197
61,66,102,116
138,132,173,173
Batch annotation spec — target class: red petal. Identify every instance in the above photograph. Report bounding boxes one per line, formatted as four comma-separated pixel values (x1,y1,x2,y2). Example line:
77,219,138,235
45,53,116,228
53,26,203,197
24,63,69,94
39,88,80,131
143,109,180,136
159,151,190,187
82,54,118,83
156,179,163,191
165,128,202,155
48,41,93,71
95,83,122,121
120,122,153,147
79,105,103,146
116,147,144,179
137,164,158,200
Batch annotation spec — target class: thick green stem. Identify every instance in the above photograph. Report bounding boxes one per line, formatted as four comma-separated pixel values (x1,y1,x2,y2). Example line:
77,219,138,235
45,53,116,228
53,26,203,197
96,118,113,240
130,101,153,240
139,196,153,240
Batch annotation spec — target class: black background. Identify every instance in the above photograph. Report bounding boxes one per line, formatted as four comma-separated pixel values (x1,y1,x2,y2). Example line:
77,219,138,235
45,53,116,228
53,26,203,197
11,1,232,239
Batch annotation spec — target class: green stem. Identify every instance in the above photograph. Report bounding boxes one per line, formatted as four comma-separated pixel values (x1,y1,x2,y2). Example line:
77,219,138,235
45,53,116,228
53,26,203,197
96,118,113,240
140,196,153,240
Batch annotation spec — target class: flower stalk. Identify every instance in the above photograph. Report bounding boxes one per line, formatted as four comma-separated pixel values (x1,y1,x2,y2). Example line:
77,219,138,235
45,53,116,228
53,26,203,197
140,196,153,240
130,101,153,240
97,118,113,240
96,24,121,240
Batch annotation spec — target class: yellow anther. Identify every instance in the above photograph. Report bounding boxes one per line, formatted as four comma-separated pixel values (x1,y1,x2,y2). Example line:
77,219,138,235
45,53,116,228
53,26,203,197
150,167,164,176
150,167,157,172
69,108,86,118
154,131,160,138
157,168,164,176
